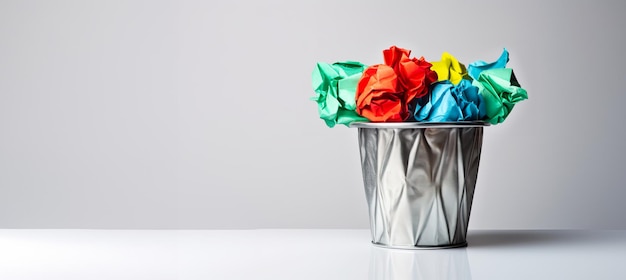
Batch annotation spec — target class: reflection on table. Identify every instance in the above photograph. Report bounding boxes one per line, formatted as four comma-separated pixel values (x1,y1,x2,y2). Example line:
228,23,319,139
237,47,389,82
369,246,472,280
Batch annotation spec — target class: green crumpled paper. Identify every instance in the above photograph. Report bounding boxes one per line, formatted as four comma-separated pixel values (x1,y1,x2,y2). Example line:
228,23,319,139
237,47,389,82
472,68,528,124
311,61,369,127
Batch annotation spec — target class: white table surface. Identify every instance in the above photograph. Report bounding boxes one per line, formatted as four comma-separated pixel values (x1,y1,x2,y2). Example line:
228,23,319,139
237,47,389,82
0,229,624,280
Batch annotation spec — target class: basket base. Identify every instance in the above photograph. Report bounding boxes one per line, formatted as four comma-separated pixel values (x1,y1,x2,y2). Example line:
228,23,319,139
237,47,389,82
371,241,468,250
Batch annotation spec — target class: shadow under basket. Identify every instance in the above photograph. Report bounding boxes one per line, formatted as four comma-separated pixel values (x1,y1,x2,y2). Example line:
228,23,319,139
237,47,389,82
351,122,488,249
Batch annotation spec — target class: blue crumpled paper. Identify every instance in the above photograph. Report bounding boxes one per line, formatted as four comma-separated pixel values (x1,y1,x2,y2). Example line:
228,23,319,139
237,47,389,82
413,79,485,122
467,48,509,80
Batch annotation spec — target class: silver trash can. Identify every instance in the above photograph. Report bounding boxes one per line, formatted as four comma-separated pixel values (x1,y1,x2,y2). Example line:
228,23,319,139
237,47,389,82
351,122,487,249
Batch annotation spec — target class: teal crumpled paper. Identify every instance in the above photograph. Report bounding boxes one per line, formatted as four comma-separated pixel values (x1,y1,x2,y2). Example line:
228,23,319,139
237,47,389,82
413,79,484,122
472,68,528,124
311,61,369,127
467,49,509,80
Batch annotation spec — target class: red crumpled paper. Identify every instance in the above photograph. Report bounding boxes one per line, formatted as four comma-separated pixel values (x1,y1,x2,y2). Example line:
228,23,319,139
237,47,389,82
356,46,437,122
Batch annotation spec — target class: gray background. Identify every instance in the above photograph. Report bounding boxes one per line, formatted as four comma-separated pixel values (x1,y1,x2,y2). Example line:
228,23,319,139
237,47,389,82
1,0,625,229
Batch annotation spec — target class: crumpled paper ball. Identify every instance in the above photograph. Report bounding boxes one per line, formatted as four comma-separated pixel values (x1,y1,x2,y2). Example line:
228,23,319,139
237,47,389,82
472,68,528,124
356,46,437,122
311,61,369,127
355,64,405,122
414,79,484,122
467,48,509,80
383,46,438,102
431,52,469,85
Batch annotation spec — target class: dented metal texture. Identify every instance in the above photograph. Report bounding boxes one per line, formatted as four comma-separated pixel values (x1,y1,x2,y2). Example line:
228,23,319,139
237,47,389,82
356,123,484,249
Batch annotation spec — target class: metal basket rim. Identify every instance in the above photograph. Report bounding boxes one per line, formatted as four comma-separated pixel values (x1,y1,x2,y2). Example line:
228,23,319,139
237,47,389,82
349,121,490,128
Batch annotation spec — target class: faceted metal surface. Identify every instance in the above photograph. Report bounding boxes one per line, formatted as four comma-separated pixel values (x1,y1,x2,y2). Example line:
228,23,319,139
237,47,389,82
358,126,484,249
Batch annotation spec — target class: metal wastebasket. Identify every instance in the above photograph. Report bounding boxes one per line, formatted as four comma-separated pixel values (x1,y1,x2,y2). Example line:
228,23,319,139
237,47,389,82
351,122,487,249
